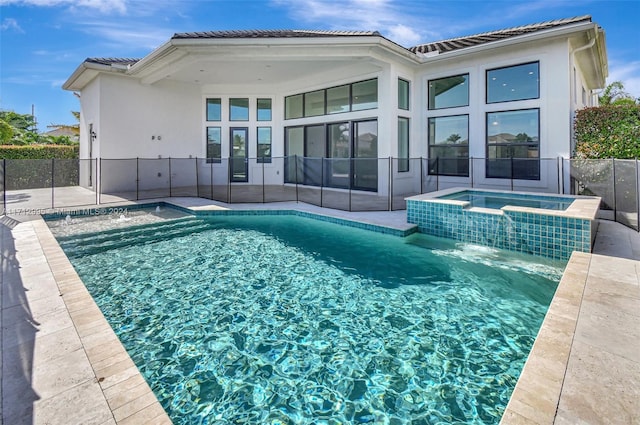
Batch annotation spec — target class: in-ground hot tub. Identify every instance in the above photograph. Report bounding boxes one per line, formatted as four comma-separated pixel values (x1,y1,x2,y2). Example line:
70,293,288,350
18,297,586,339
406,188,601,260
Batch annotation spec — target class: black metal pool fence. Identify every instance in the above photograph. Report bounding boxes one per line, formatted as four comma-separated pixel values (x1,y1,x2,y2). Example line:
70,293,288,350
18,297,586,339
1,157,638,230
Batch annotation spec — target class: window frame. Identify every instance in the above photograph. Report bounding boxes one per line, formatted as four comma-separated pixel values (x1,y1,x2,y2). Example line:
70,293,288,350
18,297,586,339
428,73,469,110
229,98,249,121
256,126,272,163
427,114,470,177
206,126,222,163
206,98,222,121
257,98,272,121
485,108,540,180
397,117,409,172
486,61,540,104
398,78,410,111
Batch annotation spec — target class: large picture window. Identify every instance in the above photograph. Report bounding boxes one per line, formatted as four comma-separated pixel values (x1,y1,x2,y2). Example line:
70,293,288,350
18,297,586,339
428,115,469,176
206,127,221,163
487,62,539,103
486,108,540,180
428,74,469,110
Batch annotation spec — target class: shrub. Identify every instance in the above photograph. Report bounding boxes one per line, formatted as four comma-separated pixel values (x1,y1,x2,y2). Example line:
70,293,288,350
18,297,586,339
0,144,79,159
574,105,640,158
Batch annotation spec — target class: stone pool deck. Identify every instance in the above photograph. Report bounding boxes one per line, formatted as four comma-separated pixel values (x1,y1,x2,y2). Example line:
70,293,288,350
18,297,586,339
1,199,639,424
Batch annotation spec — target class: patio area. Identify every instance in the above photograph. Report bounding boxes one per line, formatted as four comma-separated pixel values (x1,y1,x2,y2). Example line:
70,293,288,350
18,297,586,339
1,196,638,424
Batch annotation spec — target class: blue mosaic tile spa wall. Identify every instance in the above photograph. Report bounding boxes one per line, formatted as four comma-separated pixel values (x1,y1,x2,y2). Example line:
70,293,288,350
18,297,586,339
406,200,592,260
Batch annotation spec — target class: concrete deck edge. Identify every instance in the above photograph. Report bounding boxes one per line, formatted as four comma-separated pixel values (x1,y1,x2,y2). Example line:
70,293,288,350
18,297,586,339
500,251,591,424
31,218,172,425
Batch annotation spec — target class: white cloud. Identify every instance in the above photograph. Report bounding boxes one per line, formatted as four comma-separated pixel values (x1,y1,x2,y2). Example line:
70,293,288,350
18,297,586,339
0,0,126,14
272,0,434,47
1,17,24,32
607,59,640,99
75,20,171,51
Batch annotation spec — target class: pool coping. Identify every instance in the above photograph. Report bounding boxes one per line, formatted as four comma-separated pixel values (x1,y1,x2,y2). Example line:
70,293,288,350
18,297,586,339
4,199,638,424
406,187,601,220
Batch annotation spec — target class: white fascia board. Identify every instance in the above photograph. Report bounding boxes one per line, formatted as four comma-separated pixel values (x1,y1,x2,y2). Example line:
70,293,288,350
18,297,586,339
62,61,113,91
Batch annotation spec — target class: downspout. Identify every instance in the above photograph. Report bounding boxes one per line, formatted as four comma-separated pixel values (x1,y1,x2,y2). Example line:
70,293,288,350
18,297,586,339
569,34,597,152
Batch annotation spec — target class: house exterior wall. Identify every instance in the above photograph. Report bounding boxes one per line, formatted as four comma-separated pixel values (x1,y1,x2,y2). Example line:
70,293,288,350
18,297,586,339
418,37,571,192
74,27,604,196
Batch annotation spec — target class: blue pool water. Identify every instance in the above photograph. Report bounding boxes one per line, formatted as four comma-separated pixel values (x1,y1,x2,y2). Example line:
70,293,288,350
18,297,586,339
53,213,563,424
438,190,575,210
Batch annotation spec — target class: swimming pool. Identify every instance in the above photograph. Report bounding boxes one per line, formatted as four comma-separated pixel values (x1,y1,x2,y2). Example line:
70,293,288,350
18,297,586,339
50,211,563,424
437,190,575,210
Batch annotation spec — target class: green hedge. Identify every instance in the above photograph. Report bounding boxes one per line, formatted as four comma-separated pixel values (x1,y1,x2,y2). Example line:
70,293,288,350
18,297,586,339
0,145,81,189
574,105,640,158
0,144,79,159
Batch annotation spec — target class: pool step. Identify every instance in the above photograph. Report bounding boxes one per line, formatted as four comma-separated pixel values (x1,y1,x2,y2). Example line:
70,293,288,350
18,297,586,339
58,218,214,257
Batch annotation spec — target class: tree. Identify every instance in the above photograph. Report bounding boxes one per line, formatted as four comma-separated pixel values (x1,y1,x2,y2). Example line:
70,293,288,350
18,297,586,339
598,81,638,105
446,133,461,143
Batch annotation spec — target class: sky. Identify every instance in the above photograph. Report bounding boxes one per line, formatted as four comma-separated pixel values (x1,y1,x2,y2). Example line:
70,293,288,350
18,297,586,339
1,0,638,131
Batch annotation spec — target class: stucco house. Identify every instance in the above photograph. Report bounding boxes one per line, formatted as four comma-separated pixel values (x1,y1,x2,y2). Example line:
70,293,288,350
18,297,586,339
63,15,607,199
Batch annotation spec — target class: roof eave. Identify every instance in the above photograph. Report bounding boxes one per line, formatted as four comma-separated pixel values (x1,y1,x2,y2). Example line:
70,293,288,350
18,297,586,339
62,61,115,91
416,21,598,63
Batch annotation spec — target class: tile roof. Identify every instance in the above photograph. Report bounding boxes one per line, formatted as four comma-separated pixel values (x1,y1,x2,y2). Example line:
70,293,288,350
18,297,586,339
86,57,141,66
409,15,593,55
83,16,595,68
172,29,382,40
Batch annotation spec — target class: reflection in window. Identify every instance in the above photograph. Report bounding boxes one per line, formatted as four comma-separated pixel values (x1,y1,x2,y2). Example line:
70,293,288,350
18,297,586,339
486,108,540,180
257,99,272,121
206,98,221,121
285,94,303,119
352,79,378,111
428,115,469,176
206,127,221,163
229,98,249,121
398,79,410,110
327,85,350,114
428,74,469,110
487,62,539,103
305,90,325,117
397,117,409,172
257,127,272,163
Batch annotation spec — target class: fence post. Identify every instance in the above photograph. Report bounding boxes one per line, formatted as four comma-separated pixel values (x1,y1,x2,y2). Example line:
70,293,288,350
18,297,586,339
195,157,200,198
510,157,514,191
557,157,562,194
389,157,393,211
94,159,98,205
262,158,265,203
168,157,172,198
98,158,102,205
294,155,299,203
2,159,6,215
636,159,639,232
612,158,617,222
320,157,325,208
51,158,55,209
470,157,474,188
227,158,231,203
209,159,213,200
136,158,140,201
419,157,423,194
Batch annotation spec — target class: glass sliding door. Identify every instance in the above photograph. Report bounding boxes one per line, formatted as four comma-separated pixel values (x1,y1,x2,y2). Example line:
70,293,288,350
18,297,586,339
353,120,378,191
327,122,351,188
285,127,304,183
304,125,325,186
230,128,248,182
